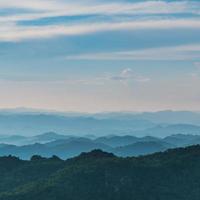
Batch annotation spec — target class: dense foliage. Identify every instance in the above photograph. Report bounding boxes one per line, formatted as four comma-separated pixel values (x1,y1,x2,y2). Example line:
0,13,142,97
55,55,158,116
1,146,200,200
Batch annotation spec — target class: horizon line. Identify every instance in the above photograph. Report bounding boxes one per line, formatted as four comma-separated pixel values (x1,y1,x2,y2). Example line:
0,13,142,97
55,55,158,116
0,107,199,114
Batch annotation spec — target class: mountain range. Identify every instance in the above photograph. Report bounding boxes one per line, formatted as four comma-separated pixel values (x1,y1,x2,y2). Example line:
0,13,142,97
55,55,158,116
1,132,200,159
0,109,200,159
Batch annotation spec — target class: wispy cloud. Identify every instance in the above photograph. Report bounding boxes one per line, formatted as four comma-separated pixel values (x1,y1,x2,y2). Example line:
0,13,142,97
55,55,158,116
65,43,200,61
0,0,199,18
0,18,200,42
0,0,199,41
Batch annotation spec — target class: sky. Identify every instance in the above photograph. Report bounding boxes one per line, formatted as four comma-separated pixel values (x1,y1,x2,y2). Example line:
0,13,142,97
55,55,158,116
0,0,200,112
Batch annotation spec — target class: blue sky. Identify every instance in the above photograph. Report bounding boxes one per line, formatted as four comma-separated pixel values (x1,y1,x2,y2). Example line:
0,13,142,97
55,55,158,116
0,0,200,112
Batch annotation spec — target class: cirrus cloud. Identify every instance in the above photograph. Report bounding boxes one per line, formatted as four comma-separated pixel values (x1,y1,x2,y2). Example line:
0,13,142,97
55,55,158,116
0,0,199,42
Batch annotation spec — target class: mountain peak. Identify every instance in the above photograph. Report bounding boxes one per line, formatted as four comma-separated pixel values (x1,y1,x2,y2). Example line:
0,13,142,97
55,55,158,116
39,132,59,137
78,149,115,159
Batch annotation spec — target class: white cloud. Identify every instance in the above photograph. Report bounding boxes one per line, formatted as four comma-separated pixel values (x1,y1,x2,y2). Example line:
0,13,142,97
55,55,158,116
108,68,150,84
122,68,133,78
65,43,200,61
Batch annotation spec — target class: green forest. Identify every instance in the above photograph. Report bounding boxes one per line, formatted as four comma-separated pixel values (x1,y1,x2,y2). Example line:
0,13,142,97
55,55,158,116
0,145,200,200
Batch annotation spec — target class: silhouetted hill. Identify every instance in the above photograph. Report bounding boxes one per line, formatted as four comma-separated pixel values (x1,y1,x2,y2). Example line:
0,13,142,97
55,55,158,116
1,146,200,199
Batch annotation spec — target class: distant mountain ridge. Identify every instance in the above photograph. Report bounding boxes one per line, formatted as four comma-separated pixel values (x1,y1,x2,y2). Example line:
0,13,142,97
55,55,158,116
1,132,200,159
0,109,200,136
113,141,172,157
0,113,155,136
133,124,200,137
0,109,199,158
0,132,71,146
1,122,200,145
93,110,200,124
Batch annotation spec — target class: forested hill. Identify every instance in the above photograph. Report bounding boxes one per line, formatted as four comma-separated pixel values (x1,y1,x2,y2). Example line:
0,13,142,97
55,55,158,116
1,146,200,200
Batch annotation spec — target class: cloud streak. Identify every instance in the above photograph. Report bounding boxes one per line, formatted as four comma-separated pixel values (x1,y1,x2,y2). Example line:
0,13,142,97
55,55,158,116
65,43,200,61
0,18,200,42
0,0,199,18
0,0,199,41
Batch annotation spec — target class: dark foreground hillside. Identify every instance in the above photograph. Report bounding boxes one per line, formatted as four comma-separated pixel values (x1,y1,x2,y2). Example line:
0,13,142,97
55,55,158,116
1,146,200,200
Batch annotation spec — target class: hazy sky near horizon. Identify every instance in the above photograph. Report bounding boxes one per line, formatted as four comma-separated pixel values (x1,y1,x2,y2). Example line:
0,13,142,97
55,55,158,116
0,0,200,112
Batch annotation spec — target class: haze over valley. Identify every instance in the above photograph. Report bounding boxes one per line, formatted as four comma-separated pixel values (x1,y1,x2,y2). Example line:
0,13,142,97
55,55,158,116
0,109,200,159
